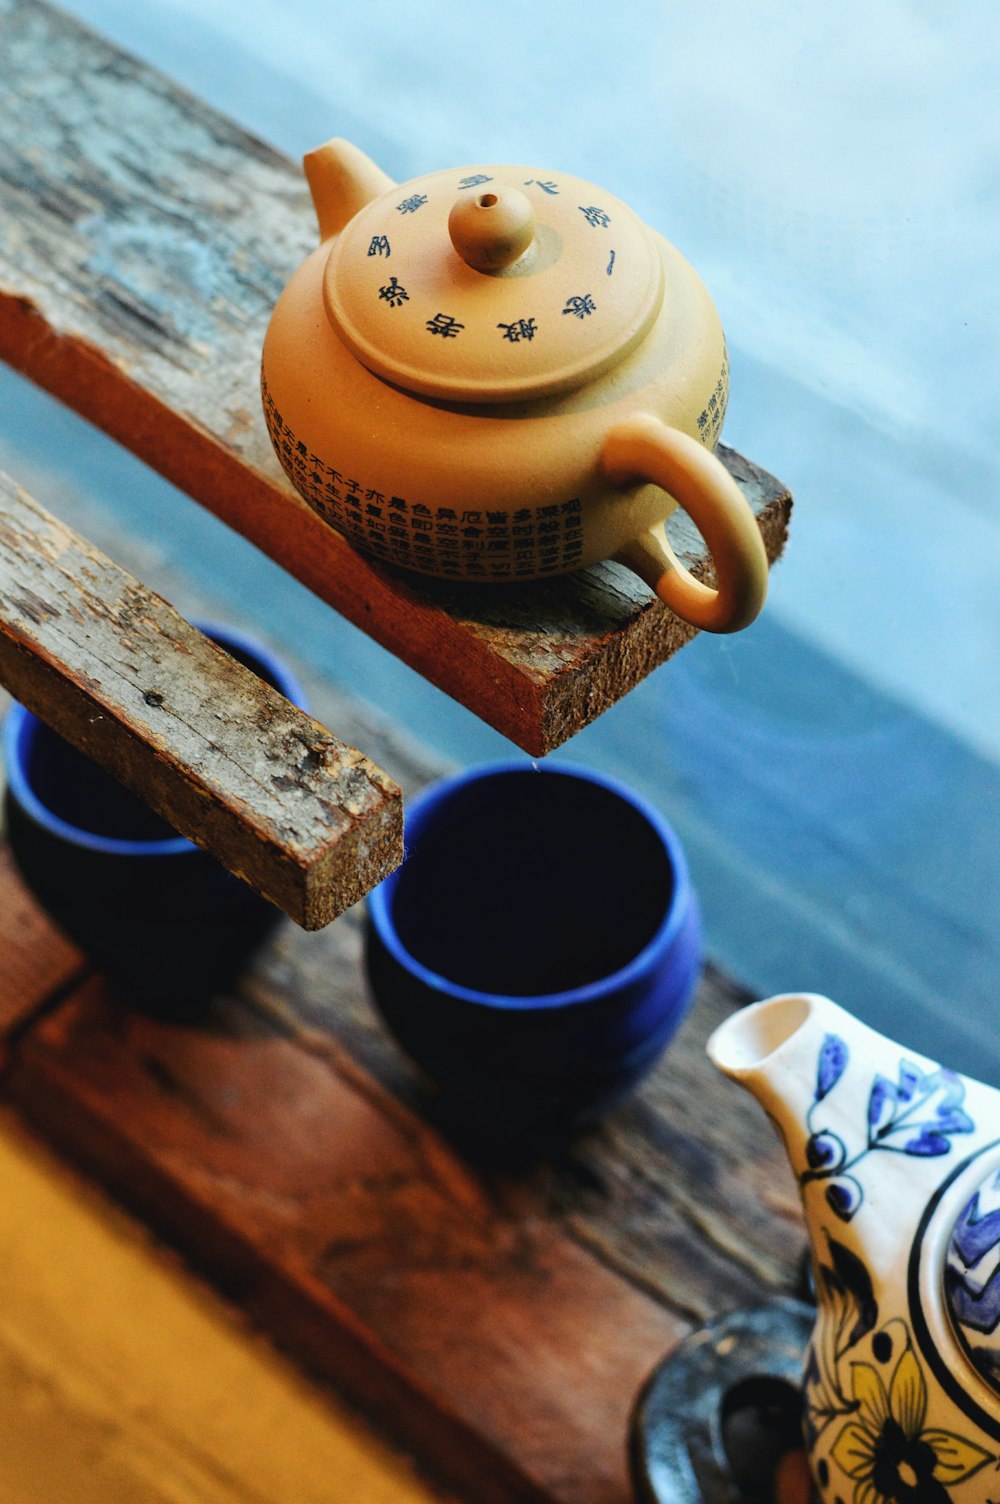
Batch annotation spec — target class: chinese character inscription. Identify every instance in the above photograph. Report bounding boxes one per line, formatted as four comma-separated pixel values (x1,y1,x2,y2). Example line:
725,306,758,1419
563,294,596,319
378,276,409,308
426,312,465,338
497,317,538,343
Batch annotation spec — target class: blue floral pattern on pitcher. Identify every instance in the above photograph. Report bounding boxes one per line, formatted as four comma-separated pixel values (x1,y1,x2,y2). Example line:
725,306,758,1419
800,1033,976,1220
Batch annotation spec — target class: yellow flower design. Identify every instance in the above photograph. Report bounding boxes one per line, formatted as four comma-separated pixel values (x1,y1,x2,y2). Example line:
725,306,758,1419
831,1343,993,1504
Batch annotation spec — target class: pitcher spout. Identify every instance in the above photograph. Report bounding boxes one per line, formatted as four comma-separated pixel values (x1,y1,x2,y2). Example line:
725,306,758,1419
708,993,844,1162
709,991,996,1252
707,992,817,1080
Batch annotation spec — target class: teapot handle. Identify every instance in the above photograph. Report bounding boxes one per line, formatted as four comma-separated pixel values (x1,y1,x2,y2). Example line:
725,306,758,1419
602,415,769,633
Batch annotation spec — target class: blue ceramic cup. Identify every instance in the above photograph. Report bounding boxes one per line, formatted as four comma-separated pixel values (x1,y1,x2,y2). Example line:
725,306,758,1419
1,622,306,1007
365,761,702,1142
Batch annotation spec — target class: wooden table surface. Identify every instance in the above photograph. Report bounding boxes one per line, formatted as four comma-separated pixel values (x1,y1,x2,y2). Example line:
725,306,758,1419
0,636,807,1503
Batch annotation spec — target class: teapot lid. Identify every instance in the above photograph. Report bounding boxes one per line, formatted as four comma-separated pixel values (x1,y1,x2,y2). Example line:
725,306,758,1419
322,165,664,403
944,1167,1000,1393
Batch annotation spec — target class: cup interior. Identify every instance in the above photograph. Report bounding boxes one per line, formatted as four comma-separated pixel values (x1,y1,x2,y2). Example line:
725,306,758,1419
386,766,677,998
23,719,180,842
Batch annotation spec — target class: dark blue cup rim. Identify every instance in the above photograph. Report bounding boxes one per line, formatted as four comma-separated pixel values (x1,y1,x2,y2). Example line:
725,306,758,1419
1,620,306,859
367,759,695,1014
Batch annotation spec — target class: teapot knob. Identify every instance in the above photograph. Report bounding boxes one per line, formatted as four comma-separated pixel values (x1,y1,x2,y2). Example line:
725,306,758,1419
447,187,537,273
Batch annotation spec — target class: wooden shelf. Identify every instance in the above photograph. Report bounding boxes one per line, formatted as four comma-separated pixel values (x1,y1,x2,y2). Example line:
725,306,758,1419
0,474,402,927
0,0,792,756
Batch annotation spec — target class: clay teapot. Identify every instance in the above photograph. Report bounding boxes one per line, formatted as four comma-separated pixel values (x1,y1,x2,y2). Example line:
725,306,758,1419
261,140,769,632
709,994,1000,1504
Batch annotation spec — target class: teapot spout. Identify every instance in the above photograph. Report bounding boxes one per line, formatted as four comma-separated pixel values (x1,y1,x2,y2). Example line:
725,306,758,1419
303,138,395,242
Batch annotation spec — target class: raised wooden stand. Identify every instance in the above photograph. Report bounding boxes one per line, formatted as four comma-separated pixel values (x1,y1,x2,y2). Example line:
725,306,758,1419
0,0,792,759
0,813,806,1504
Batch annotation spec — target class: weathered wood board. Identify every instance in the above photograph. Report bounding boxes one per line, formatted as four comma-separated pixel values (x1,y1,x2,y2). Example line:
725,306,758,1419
3,852,806,1504
0,0,792,755
0,474,402,927
0,846,83,1062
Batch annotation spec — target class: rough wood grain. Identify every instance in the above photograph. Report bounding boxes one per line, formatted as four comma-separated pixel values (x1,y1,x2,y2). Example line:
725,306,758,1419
0,846,84,1061
258,917,807,1327
0,474,402,928
0,0,792,754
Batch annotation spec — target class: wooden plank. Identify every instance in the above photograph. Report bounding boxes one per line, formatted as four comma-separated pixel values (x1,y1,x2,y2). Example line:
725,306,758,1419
272,904,808,1326
0,0,792,756
5,850,807,1504
0,846,83,1061
0,474,402,928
